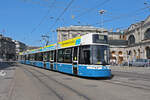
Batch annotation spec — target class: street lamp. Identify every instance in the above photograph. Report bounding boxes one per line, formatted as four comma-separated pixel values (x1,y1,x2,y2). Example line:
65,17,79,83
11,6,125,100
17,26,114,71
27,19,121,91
99,10,106,34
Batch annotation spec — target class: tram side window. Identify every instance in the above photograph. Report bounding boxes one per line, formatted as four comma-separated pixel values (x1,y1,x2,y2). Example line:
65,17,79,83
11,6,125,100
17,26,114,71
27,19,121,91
29,54,31,60
26,55,28,60
58,49,64,63
30,55,32,60
32,54,35,61
23,56,24,60
40,53,43,61
23,55,25,60
43,52,49,61
22,55,24,60
23,56,25,60
47,52,50,61
22,55,25,60
25,55,27,60
20,56,22,60
50,51,54,61
30,54,34,61
21,56,23,60
37,53,43,61
27,55,29,60
54,50,56,62
36,53,39,61
35,53,38,61
64,48,72,63
24,55,26,60
79,46,91,64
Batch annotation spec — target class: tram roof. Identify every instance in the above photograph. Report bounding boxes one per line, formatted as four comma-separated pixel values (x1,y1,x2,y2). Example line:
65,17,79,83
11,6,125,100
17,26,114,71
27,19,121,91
19,33,108,55
19,36,81,55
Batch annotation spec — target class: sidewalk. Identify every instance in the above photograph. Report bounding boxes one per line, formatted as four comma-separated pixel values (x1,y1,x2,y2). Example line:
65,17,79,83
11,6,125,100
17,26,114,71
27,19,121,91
0,62,16,100
110,65,150,74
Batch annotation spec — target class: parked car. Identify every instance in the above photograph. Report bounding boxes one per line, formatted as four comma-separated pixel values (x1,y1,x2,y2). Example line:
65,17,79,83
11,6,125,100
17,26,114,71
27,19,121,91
129,59,150,67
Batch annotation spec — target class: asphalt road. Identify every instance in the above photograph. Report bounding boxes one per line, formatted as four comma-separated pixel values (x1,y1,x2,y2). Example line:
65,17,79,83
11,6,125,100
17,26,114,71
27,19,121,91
1,63,150,100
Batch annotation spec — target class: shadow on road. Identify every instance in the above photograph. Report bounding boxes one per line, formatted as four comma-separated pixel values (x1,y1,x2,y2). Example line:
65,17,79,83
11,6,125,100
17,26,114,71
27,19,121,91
76,75,114,80
0,61,17,70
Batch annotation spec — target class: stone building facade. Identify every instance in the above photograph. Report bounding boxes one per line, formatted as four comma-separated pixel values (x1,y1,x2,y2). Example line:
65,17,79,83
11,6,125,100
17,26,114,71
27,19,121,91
13,40,27,59
110,15,150,64
108,32,128,64
57,25,107,42
0,34,16,61
0,34,27,61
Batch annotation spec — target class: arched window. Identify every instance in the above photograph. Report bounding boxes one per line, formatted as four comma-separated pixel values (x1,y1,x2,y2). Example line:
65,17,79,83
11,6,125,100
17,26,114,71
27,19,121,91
128,50,132,55
128,35,135,45
144,28,150,40
146,47,150,59
133,50,136,56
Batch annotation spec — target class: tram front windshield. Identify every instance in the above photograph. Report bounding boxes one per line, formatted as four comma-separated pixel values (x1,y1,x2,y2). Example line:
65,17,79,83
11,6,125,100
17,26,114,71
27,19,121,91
92,45,109,65
79,45,109,65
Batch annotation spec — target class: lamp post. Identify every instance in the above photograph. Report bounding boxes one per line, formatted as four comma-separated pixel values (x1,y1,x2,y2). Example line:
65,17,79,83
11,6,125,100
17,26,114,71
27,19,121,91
99,10,106,34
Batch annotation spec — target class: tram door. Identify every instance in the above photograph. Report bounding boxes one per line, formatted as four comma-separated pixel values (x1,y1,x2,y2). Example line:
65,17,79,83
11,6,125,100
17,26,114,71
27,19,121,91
50,51,54,70
24,55,26,64
43,52,47,69
72,47,78,75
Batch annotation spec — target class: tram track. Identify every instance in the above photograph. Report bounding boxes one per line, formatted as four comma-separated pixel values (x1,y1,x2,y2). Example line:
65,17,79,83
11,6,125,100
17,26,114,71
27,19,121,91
22,67,64,100
102,73,150,91
112,71,150,81
102,79,150,91
22,66,91,100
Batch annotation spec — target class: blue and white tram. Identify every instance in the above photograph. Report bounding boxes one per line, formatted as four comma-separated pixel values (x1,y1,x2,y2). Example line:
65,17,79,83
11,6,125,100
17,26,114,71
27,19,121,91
19,33,111,77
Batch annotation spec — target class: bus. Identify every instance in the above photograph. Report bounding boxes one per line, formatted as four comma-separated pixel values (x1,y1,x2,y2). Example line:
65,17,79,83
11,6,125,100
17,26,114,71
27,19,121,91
19,33,111,77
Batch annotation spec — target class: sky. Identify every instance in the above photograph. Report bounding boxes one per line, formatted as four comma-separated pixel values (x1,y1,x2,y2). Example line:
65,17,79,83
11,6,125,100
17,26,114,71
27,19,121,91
0,0,150,46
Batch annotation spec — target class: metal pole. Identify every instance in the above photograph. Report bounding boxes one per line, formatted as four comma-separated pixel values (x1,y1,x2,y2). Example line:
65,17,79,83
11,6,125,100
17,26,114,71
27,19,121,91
101,13,103,29
99,10,106,34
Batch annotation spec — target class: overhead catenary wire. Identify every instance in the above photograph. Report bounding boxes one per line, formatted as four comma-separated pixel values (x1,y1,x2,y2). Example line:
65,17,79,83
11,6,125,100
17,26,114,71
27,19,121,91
71,0,111,25
30,0,57,34
21,0,56,46
75,0,111,19
92,6,150,26
48,0,75,32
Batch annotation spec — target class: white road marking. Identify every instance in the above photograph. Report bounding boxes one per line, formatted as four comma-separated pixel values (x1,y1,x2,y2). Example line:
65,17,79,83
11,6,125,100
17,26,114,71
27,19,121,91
0,70,6,76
